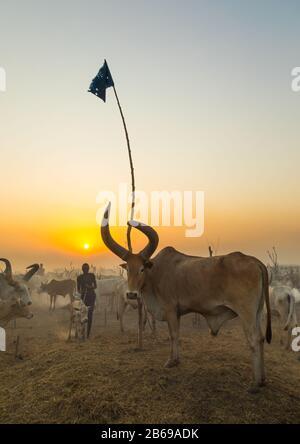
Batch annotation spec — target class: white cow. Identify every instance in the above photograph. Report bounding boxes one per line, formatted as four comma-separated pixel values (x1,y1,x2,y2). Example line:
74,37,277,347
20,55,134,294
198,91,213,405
270,286,298,349
0,259,39,326
291,288,300,304
68,295,89,340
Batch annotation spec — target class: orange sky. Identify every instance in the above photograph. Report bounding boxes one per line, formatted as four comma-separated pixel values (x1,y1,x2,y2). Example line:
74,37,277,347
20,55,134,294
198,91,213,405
1,1,300,271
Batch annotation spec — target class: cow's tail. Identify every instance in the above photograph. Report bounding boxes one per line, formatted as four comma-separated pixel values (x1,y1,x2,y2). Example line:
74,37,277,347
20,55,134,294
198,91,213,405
284,293,295,331
261,264,272,344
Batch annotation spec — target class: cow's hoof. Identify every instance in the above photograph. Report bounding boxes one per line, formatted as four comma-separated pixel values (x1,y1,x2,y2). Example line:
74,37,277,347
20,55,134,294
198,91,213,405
164,358,179,368
259,379,266,387
247,385,260,394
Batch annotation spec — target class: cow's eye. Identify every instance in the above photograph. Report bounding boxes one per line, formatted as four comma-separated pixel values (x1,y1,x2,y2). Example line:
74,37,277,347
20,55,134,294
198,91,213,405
140,267,144,273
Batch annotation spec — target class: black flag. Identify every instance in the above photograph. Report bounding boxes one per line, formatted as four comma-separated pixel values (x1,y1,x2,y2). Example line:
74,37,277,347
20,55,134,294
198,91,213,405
88,59,114,102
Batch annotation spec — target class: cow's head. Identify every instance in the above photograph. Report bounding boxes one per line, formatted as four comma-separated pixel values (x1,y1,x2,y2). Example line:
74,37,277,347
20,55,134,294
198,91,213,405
101,203,159,300
9,295,34,320
0,259,39,308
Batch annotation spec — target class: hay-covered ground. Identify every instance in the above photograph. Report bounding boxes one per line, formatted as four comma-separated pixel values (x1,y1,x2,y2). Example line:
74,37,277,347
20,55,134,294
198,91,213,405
0,296,299,424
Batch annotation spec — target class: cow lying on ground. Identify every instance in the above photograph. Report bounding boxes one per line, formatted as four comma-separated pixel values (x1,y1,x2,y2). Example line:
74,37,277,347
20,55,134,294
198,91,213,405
67,295,89,341
0,259,39,327
270,286,298,349
39,279,76,311
116,279,156,334
101,203,272,392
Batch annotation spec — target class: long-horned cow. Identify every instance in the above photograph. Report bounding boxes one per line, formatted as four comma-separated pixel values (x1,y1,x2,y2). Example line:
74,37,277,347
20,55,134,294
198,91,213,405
101,203,272,391
0,259,39,326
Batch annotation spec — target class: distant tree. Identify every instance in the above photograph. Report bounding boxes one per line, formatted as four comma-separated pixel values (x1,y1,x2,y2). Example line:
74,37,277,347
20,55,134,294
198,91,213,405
267,246,279,283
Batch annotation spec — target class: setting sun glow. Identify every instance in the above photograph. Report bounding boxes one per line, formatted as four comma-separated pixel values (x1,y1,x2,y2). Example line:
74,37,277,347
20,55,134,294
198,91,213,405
83,243,90,250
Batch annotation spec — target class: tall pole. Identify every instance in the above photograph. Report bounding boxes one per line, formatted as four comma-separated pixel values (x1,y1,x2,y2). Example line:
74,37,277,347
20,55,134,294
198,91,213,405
113,84,143,349
113,85,135,253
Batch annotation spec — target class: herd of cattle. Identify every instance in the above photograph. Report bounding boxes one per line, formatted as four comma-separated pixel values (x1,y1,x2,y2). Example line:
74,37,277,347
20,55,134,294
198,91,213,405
0,206,299,391
0,258,143,337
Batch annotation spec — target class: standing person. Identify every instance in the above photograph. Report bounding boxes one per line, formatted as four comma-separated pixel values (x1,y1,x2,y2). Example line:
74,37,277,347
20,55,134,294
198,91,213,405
38,263,45,276
77,263,97,338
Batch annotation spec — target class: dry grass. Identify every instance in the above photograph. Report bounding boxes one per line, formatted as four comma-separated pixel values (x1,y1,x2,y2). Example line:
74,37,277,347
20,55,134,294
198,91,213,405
0,302,299,424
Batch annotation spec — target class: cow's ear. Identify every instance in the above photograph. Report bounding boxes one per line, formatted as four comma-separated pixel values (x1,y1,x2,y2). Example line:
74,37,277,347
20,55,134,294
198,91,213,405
119,263,127,270
144,260,153,269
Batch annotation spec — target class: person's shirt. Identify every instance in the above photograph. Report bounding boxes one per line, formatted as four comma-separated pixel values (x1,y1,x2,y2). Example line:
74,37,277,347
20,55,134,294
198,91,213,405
77,272,97,296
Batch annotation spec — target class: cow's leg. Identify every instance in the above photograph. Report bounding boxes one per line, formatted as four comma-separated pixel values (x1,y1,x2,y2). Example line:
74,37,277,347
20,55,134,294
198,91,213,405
277,305,288,348
53,296,56,311
257,312,266,385
165,312,180,368
118,298,126,333
137,298,143,349
142,304,148,331
67,314,73,341
241,316,265,392
49,295,52,311
151,313,157,338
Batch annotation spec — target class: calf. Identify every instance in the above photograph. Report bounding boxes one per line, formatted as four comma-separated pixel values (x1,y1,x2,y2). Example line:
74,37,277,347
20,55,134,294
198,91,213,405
68,296,89,341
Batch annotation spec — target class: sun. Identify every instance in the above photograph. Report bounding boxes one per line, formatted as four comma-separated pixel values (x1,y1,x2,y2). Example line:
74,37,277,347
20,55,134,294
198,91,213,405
83,243,90,250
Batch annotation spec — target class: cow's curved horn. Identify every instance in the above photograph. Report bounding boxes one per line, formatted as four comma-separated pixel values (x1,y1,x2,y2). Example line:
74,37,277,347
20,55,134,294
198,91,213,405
128,221,159,260
23,263,39,281
0,258,13,280
101,203,130,261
